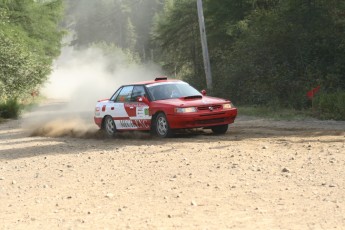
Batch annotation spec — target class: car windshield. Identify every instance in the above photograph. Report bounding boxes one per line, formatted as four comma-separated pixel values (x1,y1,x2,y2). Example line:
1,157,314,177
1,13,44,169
147,82,201,101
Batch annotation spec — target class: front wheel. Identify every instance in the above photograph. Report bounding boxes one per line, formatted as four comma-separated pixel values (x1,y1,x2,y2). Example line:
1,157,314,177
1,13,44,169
103,116,117,137
211,124,228,134
153,113,173,138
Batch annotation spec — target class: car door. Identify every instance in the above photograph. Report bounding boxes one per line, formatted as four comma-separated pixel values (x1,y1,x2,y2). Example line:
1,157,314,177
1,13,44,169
112,85,135,130
126,85,151,130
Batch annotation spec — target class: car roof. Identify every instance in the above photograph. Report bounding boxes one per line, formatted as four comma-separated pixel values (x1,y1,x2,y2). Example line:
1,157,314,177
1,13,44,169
131,78,182,86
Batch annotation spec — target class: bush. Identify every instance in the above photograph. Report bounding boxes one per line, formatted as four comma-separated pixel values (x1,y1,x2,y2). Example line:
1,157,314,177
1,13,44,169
313,92,345,120
0,98,21,119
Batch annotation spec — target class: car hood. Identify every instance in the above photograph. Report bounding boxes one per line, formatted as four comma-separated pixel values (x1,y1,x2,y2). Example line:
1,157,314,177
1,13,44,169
153,96,229,107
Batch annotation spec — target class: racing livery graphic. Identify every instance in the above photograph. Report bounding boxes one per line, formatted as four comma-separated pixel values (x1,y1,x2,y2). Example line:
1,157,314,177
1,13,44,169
94,77,237,138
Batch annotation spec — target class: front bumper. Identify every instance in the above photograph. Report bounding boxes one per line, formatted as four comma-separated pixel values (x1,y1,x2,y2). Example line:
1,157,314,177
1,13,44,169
167,108,237,129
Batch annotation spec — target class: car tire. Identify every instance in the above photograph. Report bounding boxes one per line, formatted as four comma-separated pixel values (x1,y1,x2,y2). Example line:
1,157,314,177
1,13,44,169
153,113,173,138
103,116,117,137
211,124,228,134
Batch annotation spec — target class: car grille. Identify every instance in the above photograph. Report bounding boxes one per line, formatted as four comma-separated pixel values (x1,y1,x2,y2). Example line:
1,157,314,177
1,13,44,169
197,105,222,111
196,118,225,125
199,112,225,117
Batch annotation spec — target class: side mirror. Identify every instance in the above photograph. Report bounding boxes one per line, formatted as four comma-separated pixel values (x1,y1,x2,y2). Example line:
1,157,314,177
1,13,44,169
201,90,207,96
137,96,150,105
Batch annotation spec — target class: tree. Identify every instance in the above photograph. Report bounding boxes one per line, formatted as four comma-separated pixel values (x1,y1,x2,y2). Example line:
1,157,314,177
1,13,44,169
152,0,205,89
66,0,163,61
152,0,345,110
69,0,137,50
0,0,64,101
225,0,345,107
0,25,47,99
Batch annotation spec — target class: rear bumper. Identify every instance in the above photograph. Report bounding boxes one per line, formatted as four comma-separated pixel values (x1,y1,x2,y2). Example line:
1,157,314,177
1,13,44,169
94,117,102,128
167,108,237,129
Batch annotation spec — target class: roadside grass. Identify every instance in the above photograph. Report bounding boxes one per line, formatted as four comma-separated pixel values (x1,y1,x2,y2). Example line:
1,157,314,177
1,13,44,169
0,96,43,120
237,106,313,120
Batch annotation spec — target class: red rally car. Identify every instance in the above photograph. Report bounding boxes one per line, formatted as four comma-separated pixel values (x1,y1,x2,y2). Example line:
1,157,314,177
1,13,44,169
94,77,237,138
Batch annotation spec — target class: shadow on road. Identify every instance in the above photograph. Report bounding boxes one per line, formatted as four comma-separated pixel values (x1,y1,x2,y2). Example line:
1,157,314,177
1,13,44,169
0,101,344,160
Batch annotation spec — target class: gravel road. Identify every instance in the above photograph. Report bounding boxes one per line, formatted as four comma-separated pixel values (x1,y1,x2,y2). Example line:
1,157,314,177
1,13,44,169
0,102,344,229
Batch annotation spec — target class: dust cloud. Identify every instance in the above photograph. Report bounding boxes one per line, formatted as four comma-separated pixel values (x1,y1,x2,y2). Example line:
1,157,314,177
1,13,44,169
25,46,162,138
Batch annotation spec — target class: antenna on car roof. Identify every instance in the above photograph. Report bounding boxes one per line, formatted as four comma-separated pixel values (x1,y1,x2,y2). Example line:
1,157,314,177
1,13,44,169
155,76,168,81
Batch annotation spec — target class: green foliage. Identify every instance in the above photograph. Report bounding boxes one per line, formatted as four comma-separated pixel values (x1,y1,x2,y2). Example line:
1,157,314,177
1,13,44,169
313,92,345,120
65,0,163,61
0,25,49,99
211,0,345,108
0,0,64,102
0,98,21,119
152,0,205,88
5,0,64,58
151,0,345,119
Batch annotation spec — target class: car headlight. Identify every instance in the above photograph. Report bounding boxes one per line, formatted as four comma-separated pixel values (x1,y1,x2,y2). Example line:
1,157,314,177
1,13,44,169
223,103,233,109
175,107,197,113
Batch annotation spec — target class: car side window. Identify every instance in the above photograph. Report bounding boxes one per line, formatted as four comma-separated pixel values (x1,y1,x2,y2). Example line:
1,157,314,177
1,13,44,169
110,88,121,101
131,86,146,102
115,86,134,102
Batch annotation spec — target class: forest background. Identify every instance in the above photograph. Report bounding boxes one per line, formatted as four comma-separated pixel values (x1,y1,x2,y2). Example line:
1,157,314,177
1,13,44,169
0,0,344,120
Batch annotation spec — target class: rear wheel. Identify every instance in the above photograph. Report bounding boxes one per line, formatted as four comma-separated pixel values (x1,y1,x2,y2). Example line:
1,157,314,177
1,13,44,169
153,113,173,138
103,116,116,137
211,124,228,134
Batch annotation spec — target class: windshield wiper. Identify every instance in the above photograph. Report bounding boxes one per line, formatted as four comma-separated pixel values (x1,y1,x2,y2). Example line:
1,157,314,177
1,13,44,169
182,95,202,99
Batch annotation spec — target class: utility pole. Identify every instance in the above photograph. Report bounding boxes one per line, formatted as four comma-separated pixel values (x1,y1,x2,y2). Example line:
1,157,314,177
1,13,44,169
197,0,212,91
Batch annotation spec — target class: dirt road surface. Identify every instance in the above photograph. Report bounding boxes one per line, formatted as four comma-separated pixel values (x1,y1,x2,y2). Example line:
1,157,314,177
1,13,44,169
0,103,344,229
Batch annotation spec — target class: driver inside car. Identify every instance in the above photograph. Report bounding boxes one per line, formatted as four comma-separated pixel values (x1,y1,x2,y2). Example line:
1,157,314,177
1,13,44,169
165,86,179,98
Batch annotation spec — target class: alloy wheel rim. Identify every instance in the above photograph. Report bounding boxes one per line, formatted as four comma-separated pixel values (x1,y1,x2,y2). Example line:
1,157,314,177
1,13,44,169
106,117,115,134
157,117,167,135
